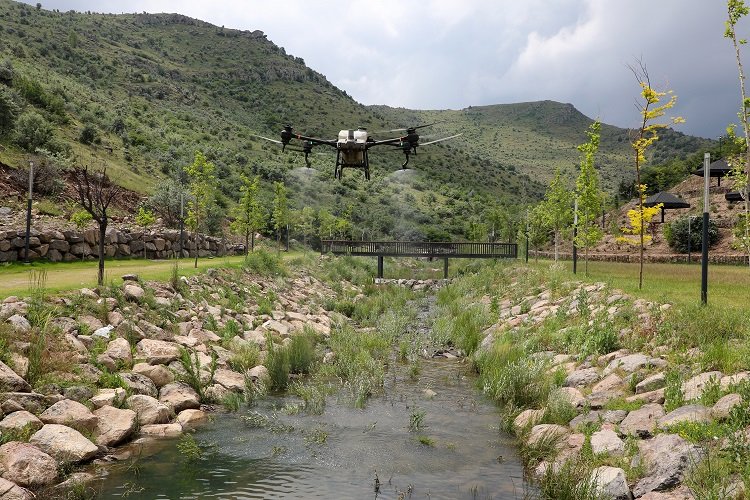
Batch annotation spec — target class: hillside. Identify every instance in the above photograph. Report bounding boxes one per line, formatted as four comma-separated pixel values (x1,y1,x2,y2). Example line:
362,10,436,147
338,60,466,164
0,0,714,242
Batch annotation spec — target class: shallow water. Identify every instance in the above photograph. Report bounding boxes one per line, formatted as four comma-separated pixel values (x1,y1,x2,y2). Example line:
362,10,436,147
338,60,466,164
92,357,530,499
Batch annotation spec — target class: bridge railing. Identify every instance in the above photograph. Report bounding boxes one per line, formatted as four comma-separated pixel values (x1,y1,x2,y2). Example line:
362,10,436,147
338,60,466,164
320,240,517,259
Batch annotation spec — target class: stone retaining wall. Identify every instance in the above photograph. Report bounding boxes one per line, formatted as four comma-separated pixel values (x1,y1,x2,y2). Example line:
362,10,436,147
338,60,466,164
0,227,243,263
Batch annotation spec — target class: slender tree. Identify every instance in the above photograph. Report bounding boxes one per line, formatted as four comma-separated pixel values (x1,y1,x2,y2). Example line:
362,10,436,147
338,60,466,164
626,61,683,289
230,174,265,255
68,166,123,286
135,206,156,259
185,151,217,268
272,181,289,255
539,168,573,262
726,0,750,266
297,206,316,252
575,120,604,275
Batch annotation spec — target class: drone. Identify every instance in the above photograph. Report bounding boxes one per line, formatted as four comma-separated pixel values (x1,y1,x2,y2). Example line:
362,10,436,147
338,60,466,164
252,123,461,180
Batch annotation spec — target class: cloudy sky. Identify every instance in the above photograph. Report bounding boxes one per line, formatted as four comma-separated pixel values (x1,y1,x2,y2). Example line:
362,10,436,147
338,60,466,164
25,0,750,138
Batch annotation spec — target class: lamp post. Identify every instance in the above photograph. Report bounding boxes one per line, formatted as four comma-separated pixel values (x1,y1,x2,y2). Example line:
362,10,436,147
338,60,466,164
572,197,578,274
24,161,34,264
701,153,710,305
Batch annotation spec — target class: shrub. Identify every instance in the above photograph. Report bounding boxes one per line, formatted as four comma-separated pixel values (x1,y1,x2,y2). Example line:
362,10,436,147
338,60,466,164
243,249,286,277
265,337,290,391
0,86,20,136
228,343,260,373
79,123,98,144
14,110,53,152
665,216,719,253
288,331,315,374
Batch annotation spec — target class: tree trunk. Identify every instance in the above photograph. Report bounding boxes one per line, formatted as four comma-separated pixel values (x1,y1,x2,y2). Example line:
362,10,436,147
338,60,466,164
143,230,147,260
194,232,199,268
554,230,559,262
276,230,281,256
98,218,106,286
245,229,249,257
251,231,255,253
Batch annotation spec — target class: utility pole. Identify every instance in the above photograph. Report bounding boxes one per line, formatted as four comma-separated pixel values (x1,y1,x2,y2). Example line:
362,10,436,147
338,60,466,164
24,161,34,264
701,152,710,305
572,197,578,274
179,190,184,259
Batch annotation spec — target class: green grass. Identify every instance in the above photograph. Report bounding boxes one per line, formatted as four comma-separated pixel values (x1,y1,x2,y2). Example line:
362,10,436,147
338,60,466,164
528,259,750,310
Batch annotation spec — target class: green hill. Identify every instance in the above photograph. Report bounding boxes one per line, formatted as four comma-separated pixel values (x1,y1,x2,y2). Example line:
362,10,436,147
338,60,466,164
0,0,714,241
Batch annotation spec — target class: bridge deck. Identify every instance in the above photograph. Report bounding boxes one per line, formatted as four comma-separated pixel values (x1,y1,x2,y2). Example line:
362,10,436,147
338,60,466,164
321,240,517,278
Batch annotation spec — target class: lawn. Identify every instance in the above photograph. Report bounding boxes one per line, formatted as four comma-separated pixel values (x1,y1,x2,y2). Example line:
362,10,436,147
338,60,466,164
0,255,249,299
529,258,750,310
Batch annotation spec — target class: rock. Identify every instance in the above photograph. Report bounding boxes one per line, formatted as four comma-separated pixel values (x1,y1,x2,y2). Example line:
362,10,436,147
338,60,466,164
140,423,182,438
712,393,742,420
0,393,62,414
53,472,96,495
5,315,30,333
636,373,666,394
188,328,221,343
0,411,43,434
126,395,171,425
131,363,174,387
93,406,137,447
422,388,437,399
136,339,181,365
564,367,600,388
89,388,127,409
117,372,157,397
659,404,712,428
0,477,33,499
603,353,651,375
29,424,99,463
175,409,208,430
39,399,98,433
123,284,145,303
213,369,245,392
527,424,568,447
637,486,695,499
591,466,632,500
591,428,625,455
204,384,230,402
592,373,623,393
246,365,269,384
633,434,702,497
553,386,585,407
626,388,666,405
513,409,545,432
62,386,94,403
0,442,58,488
682,371,723,401
121,274,139,282
243,330,266,347
619,403,665,438
0,361,31,392
569,410,627,431
720,372,749,390
107,311,125,327
158,382,200,413
79,315,104,332
7,355,27,380
103,338,131,368
262,320,289,337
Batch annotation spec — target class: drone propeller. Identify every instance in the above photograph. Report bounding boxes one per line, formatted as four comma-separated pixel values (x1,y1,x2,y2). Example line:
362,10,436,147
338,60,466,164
374,121,443,134
419,133,463,146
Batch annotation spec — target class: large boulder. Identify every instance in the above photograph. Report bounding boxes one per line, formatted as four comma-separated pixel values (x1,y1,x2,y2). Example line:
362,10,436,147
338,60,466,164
591,428,625,455
682,371,723,401
603,353,651,375
158,383,200,413
175,409,208,430
135,339,181,365
0,477,33,499
0,411,43,434
563,367,600,388
89,388,127,409
104,338,132,367
619,403,664,438
0,442,58,488
0,362,31,393
213,369,245,392
527,424,568,447
39,399,98,433
117,372,158,398
123,284,145,303
590,466,632,500
139,423,182,438
126,395,171,425
29,424,99,463
131,363,174,387
658,404,712,429
93,406,137,447
632,434,703,497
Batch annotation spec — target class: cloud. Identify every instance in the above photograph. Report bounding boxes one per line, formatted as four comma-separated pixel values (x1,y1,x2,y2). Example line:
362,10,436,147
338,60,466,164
27,0,750,137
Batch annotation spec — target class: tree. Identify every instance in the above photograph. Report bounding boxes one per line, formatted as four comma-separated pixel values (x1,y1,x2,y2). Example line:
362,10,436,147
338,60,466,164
68,166,122,285
272,181,289,255
297,206,316,252
575,120,605,275
135,206,156,259
539,168,573,261
14,110,53,152
318,208,336,241
0,87,20,137
230,174,264,254
527,205,549,261
726,0,750,266
185,151,217,268
626,61,683,288
148,178,188,228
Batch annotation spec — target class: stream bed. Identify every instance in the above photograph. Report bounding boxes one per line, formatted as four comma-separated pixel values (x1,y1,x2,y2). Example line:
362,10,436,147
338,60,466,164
92,355,530,499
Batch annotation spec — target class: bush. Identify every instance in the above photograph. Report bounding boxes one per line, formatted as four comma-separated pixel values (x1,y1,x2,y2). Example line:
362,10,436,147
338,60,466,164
288,331,315,374
0,86,20,136
14,110,53,152
243,249,286,277
79,123,98,145
265,337,290,391
665,216,719,253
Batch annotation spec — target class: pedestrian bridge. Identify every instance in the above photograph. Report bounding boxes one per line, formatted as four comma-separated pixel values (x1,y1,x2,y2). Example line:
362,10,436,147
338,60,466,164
320,240,518,278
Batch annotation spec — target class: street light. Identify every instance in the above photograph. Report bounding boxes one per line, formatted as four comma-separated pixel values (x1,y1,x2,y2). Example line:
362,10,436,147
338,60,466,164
23,161,34,264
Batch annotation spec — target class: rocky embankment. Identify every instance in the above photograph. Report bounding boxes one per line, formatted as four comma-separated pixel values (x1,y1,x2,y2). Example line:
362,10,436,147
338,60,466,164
479,281,747,499
0,267,335,498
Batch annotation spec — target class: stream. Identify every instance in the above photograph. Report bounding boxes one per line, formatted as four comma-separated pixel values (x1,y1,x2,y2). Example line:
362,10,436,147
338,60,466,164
91,297,532,499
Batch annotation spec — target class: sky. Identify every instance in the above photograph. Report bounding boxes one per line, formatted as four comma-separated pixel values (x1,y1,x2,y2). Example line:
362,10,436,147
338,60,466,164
23,0,750,138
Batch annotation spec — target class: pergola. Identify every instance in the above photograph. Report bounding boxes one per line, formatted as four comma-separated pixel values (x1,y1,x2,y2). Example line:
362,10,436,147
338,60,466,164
692,158,732,187
644,191,690,223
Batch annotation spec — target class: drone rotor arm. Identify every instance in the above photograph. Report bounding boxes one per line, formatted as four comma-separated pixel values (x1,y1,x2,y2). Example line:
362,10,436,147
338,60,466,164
419,133,463,146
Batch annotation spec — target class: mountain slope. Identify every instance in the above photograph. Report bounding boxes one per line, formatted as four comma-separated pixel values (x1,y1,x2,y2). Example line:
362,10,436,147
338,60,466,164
0,0,714,241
